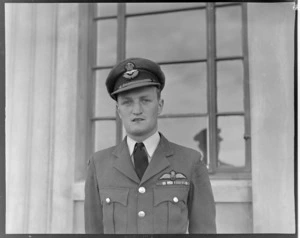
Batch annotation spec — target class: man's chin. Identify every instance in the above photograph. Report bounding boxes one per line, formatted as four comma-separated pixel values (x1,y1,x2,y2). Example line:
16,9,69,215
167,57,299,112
130,130,146,136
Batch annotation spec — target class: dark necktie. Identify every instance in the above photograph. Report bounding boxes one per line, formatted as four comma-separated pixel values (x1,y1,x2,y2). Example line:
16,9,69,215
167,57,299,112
133,142,149,180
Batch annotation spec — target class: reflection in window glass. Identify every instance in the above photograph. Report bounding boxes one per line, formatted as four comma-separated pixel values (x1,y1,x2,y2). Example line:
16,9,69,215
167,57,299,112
160,63,207,114
95,70,116,117
97,20,117,66
216,6,242,57
126,10,206,62
217,61,244,112
94,121,116,152
217,116,245,168
126,2,206,14
97,3,117,17
159,117,207,155
193,126,209,166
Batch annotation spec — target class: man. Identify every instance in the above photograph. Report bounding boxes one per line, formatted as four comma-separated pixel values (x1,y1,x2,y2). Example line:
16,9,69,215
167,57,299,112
84,57,216,234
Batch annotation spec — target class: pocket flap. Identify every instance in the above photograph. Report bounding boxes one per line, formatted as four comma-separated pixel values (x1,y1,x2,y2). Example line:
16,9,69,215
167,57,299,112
154,187,188,206
99,188,129,206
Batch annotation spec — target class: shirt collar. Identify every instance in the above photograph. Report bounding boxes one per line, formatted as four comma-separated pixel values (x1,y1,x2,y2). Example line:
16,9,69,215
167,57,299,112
127,131,160,158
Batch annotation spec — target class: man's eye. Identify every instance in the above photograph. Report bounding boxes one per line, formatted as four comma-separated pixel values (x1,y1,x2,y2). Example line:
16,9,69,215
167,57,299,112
121,101,130,105
142,99,151,103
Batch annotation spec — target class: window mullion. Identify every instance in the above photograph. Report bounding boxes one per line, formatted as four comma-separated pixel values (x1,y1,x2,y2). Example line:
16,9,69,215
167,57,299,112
242,3,252,171
206,3,218,173
89,3,98,154
116,3,126,144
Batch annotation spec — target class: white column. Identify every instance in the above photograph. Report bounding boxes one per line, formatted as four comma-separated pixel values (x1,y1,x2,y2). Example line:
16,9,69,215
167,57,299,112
49,3,80,233
248,3,295,233
27,3,58,233
6,3,86,233
6,3,36,233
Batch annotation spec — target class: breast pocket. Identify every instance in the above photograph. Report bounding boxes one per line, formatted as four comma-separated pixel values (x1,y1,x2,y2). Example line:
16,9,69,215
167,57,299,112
153,187,189,233
99,188,129,234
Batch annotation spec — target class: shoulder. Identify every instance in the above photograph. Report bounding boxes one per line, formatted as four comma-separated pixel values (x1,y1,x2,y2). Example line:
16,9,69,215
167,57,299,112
89,145,117,165
160,133,201,161
170,141,200,156
94,146,116,158
169,142,204,169
164,138,208,177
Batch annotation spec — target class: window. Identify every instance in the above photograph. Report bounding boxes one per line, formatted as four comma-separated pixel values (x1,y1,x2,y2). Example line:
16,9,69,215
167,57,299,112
89,3,251,178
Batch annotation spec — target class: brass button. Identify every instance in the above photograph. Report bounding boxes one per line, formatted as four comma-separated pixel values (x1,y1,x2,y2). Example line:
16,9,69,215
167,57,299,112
173,197,179,203
138,211,145,217
138,187,146,194
105,198,111,204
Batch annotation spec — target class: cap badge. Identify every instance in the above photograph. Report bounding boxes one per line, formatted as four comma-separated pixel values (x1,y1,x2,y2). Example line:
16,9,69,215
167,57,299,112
123,62,139,79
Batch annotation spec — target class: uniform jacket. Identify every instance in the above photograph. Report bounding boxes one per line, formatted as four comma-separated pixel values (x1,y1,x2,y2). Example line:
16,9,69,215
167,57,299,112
84,133,216,234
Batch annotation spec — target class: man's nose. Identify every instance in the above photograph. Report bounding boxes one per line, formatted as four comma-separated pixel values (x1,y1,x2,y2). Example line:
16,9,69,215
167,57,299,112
132,102,142,114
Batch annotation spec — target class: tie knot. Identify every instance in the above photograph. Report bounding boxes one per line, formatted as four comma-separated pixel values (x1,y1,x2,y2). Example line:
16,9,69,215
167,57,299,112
135,142,145,149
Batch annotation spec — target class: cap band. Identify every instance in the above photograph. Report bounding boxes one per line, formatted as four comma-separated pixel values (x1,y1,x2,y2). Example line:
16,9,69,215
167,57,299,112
111,79,160,96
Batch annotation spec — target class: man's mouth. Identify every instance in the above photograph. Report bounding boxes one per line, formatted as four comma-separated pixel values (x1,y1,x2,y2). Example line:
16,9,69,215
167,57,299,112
132,118,144,122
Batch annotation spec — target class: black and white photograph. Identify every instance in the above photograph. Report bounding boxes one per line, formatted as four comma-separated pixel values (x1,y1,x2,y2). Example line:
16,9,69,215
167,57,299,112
4,2,296,235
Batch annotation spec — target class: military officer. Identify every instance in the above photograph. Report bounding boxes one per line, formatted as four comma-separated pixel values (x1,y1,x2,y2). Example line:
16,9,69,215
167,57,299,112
84,57,216,234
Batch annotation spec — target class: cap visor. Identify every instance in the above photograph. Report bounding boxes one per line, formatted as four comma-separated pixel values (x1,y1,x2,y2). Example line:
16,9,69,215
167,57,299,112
111,81,160,96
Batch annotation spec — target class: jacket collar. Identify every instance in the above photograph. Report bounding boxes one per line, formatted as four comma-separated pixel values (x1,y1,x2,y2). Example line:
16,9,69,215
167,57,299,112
112,137,140,184
112,133,174,185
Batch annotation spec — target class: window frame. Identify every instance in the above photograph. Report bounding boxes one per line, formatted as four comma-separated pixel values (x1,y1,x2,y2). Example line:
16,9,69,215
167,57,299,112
89,2,251,178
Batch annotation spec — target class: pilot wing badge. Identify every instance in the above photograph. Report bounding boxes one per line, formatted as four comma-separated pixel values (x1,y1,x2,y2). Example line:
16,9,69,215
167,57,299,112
156,170,190,186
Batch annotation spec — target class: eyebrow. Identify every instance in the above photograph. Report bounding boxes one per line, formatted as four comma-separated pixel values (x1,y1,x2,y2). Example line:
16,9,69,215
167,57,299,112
120,93,152,100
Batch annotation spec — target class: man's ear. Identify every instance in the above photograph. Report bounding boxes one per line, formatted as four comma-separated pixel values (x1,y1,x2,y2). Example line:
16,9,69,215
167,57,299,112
116,103,121,118
158,98,164,115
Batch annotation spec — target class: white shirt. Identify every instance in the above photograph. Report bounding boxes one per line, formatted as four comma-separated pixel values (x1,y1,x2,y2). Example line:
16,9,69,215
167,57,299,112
127,131,160,166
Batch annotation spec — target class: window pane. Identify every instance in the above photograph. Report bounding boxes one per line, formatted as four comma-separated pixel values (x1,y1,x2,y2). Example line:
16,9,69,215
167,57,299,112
217,116,245,168
160,63,207,114
126,2,206,14
96,3,117,17
159,117,207,156
97,20,117,66
126,10,206,62
95,70,116,117
94,121,116,152
216,6,242,57
217,61,244,112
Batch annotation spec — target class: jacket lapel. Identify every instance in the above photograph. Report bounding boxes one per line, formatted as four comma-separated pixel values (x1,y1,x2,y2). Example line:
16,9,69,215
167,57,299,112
112,137,140,184
140,134,173,185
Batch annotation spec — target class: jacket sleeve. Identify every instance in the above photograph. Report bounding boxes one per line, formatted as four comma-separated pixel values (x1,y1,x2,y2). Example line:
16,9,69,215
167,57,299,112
188,156,216,233
84,156,104,233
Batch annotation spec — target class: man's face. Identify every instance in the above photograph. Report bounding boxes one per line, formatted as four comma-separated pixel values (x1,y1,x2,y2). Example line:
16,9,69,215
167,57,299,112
117,86,164,141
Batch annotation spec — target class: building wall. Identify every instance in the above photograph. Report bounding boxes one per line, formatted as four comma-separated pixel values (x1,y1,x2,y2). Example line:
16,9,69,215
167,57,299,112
5,3,295,234
247,3,295,233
